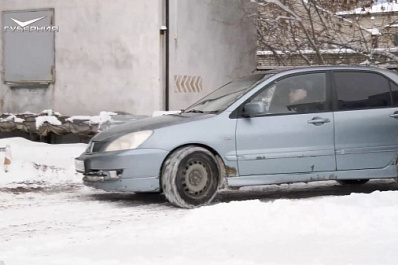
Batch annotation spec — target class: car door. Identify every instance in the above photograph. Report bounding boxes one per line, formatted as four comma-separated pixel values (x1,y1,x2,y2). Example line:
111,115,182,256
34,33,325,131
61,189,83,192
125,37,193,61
235,72,336,176
333,70,398,170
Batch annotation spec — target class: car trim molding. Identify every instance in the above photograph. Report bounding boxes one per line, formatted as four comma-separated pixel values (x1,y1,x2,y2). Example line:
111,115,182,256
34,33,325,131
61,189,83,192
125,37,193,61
236,149,335,161
335,145,398,155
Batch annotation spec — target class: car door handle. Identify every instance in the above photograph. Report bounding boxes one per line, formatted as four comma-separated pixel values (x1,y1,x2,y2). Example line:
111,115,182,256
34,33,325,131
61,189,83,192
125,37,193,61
390,113,398,118
307,118,330,125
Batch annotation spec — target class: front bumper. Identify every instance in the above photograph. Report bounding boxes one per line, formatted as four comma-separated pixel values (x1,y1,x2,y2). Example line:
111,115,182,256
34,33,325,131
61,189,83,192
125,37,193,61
75,148,169,192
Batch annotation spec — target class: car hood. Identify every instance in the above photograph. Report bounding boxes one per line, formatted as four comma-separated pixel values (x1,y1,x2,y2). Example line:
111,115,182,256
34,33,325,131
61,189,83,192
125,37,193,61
92,113,216,142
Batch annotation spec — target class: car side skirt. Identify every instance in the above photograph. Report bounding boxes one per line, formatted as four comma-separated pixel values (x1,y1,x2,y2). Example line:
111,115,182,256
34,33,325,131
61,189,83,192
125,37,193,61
227,164,398,187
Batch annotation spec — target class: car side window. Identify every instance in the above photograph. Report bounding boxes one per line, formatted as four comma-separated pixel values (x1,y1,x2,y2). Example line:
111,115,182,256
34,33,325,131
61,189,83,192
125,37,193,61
334,72,391,111
250,73,327,115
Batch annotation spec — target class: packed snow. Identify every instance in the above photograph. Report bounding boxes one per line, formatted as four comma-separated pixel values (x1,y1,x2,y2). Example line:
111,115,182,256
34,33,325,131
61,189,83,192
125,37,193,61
1,137,398,265
0,138,85,187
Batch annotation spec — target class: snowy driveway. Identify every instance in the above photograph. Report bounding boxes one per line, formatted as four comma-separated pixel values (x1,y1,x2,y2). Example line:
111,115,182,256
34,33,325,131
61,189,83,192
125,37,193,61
2,180,398,265
1,137,398,265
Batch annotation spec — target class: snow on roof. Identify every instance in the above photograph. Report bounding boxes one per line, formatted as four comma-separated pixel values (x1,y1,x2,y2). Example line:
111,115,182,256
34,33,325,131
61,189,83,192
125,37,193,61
257,48,359,55
257,46,398,56
0,114,24,123
66,111,118,125
35,116,62,129
337,0,398,15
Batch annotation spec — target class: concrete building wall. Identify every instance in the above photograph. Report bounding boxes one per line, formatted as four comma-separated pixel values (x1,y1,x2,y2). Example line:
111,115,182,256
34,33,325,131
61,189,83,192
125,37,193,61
0,0,257,116
0,0,163,116
168,0,257,110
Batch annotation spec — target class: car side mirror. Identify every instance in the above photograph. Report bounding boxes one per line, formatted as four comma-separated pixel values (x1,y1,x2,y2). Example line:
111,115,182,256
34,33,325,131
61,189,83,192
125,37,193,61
242,102,266,117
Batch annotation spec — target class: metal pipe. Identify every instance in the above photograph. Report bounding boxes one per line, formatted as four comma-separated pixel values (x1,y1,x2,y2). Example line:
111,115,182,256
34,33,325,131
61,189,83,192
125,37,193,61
165,0,170,111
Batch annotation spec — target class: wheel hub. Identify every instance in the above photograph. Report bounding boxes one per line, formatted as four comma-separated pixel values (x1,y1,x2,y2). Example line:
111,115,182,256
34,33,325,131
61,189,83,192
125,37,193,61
184,163,208,193
189,170,202,185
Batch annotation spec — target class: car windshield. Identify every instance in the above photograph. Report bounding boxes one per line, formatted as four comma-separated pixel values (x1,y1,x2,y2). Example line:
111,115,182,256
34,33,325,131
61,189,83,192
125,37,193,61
183,74,271,113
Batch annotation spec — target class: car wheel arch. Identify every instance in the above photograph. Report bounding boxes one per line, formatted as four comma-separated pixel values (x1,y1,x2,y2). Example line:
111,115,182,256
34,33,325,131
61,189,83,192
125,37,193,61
158,143,227,192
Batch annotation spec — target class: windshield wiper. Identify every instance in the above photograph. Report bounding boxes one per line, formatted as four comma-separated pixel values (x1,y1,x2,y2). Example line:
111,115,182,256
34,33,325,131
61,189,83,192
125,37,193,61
183,109,221,114
184,109,204,113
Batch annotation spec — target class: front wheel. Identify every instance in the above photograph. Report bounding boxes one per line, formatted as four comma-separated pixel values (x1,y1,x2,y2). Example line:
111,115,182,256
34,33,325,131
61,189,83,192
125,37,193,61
336,179,369,185
162,146,220,208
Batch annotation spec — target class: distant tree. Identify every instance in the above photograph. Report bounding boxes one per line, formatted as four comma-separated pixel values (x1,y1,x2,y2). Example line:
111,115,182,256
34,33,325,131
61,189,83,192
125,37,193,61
243,0,398,65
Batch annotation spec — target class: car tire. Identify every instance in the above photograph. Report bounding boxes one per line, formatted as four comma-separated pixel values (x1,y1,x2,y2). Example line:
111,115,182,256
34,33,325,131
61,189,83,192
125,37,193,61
336,179,369,185
162,146,220,208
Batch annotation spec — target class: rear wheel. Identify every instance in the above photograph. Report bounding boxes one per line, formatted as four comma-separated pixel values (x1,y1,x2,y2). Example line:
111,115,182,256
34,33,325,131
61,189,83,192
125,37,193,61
336,179,369,185
162,146,220,208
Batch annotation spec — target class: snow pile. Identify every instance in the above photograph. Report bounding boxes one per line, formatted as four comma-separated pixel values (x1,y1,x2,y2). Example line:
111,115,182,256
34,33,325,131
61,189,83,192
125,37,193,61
67,111,118,125
35,116,62,129
0,114,24,123
35,109,63,129
0,137,86,188
1,110,121,130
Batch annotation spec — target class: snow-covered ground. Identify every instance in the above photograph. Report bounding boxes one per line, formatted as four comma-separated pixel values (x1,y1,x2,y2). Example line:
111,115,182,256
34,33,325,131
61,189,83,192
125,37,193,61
1,137,398,265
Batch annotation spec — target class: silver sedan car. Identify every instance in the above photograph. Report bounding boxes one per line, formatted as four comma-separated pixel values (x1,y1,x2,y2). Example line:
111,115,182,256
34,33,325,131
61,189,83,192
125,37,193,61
75,66,398,208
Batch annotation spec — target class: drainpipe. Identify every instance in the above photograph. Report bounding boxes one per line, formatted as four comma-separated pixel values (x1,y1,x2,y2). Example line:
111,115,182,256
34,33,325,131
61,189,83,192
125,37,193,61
165,0,170,111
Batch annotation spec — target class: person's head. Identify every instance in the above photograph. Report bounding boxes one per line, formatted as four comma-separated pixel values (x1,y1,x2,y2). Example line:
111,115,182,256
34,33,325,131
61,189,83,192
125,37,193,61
289,87,307,104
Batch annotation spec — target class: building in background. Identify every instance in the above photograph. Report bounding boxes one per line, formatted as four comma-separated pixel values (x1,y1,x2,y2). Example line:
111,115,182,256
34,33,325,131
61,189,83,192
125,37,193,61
337,0,398,51
255,0,398,70
0,0,257,116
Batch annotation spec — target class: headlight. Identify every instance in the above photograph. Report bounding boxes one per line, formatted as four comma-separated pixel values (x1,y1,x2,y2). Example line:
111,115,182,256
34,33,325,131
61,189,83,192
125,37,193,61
104,130,153,152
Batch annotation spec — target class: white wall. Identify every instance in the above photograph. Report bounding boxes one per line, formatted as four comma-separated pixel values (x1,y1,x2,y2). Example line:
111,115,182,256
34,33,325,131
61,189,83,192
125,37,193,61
0,0,257,116
168,0,257,110
0,0,163,116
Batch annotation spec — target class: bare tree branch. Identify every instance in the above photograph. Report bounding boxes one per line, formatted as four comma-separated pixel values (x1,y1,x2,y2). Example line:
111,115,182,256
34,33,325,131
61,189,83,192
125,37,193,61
245,0,398,66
